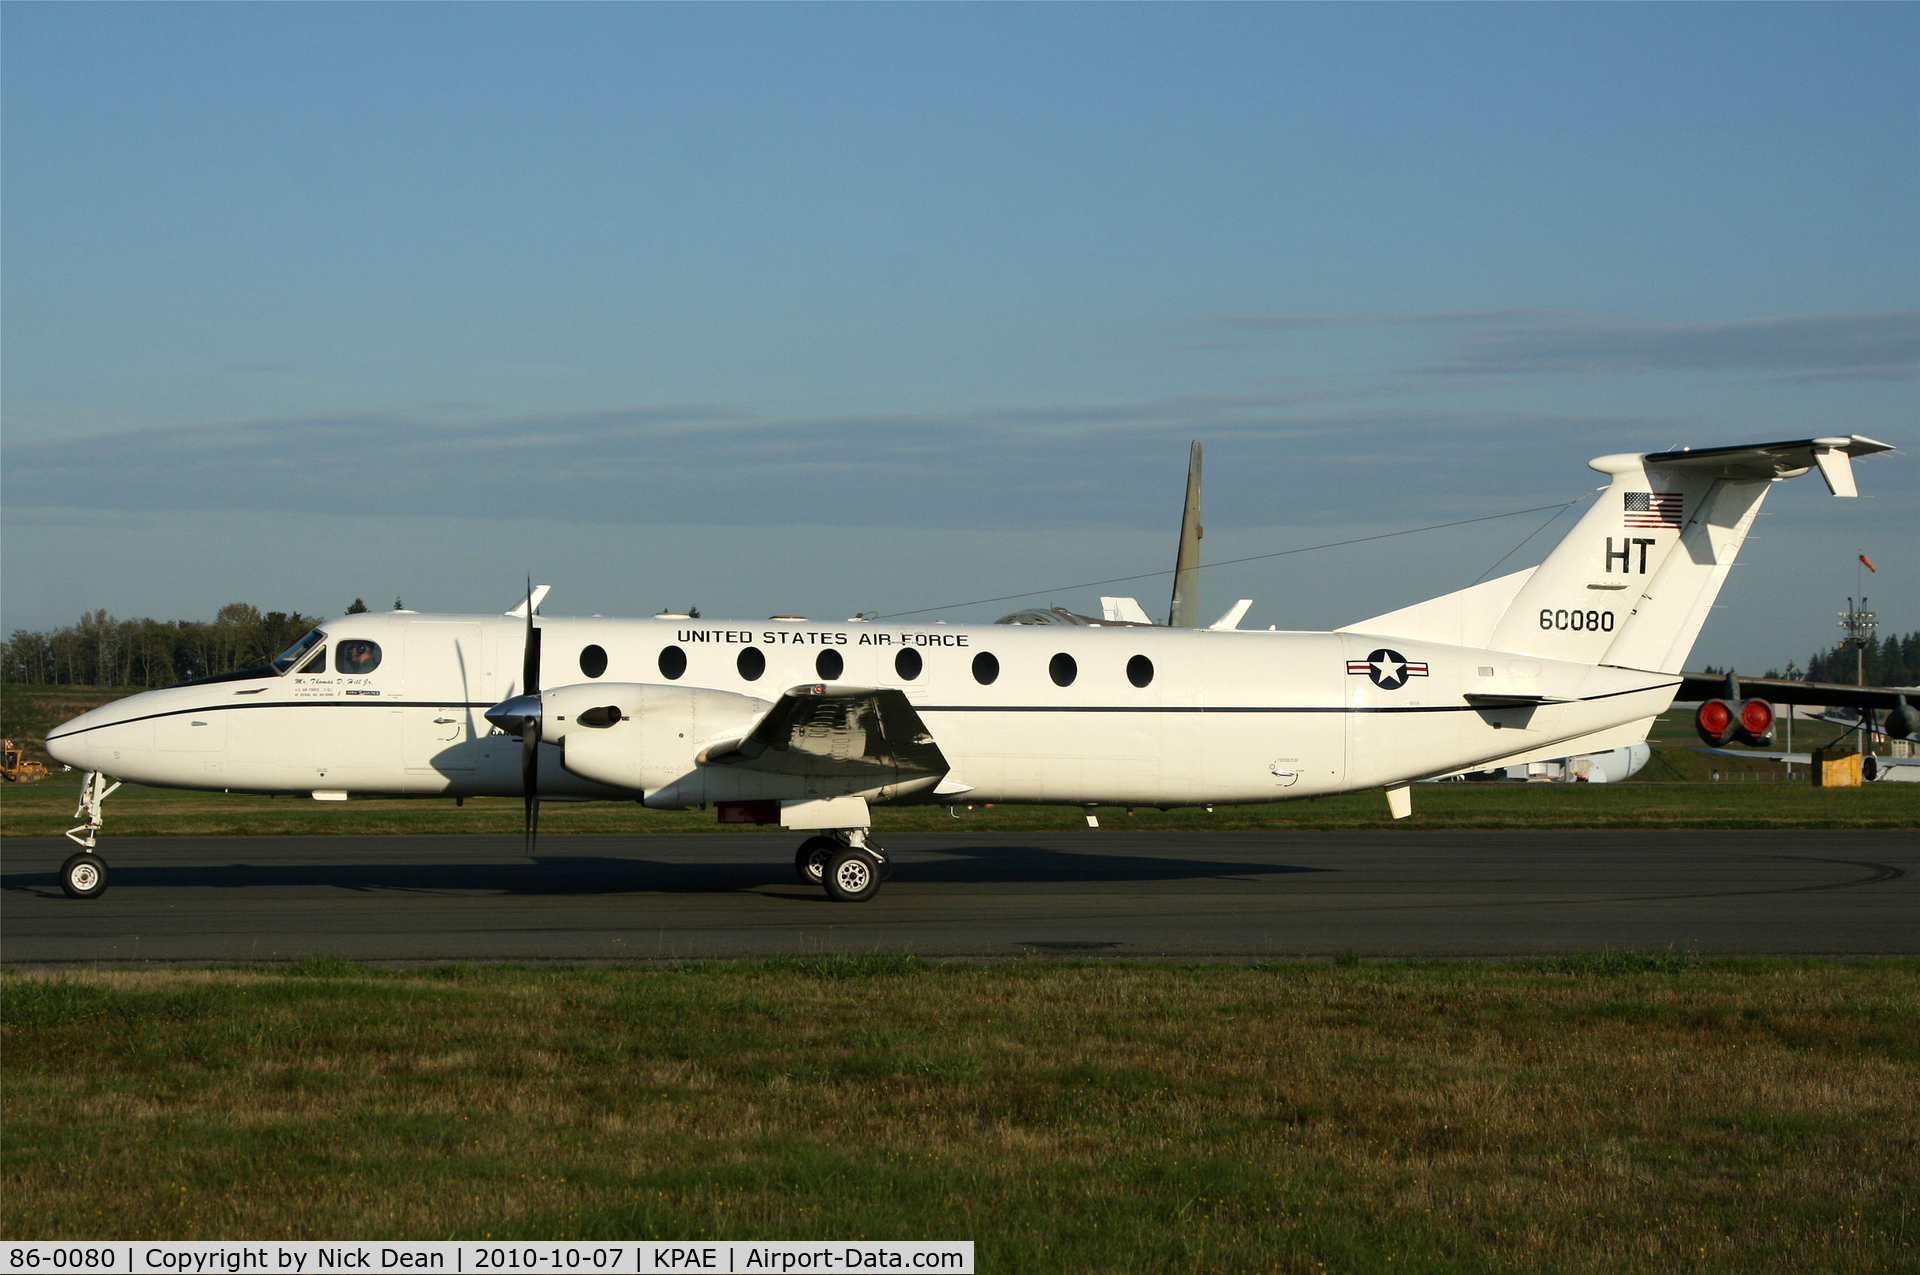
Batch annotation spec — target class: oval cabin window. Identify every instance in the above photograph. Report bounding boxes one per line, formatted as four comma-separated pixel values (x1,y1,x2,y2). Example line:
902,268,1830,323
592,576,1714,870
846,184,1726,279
334,639,382,675
815,649,844,680
1049,652,1078,687
579,644,608,678
737,646,766,681
1127,654,1154,688
658,645,687,680
972,652,999,685
894,648,922,681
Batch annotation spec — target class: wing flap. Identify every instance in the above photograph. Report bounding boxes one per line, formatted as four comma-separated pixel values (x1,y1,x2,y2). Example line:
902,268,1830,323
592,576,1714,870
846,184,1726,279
704,684,949,781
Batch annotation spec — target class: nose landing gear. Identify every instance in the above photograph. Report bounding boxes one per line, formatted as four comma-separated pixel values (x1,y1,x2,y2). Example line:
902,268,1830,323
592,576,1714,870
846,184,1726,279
61,771,120,900
797,828,890,901
60,852,109,900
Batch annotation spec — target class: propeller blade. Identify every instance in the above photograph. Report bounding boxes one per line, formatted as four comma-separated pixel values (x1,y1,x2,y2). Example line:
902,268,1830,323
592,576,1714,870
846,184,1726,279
520,580,542,853
522,717,541,852
522,578,542,698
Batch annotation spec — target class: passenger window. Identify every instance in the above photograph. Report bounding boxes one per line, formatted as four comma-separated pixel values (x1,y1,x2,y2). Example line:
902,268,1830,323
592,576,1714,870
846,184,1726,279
335,639,382,675
297,648,326,675
1128,654,1154,688
894,648,922,681
816,649,844,680
737,646,766,681
579,644,608,678
1050,652,1077,687
972,652,1000,685
658,645,687,680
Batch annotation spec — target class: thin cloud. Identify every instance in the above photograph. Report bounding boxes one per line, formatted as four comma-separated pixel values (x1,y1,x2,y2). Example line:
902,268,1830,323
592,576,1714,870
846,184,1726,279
0,399,1688,532
1766,364,1920,385
1199,308,1572,330
1420,311,1920,378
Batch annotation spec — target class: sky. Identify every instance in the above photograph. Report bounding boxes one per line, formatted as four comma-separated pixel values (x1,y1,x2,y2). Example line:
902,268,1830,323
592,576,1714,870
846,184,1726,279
3,3,1915,674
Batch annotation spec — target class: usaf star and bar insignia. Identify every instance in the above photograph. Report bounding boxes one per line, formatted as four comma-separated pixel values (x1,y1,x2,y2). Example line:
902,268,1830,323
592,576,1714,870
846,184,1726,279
1346,648,1429,690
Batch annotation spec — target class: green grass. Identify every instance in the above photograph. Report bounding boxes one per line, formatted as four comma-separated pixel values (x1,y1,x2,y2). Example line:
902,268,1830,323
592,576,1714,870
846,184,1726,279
2,767,1916,836
3,959,1916,1270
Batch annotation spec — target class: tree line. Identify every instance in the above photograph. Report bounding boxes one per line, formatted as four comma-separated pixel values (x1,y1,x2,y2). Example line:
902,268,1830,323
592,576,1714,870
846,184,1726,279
1794,631,1919,688
1,604,329,688
1700,631,1920,688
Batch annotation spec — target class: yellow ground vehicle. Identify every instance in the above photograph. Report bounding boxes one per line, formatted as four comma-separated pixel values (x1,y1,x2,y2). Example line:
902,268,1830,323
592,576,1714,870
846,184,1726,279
2,738,51,783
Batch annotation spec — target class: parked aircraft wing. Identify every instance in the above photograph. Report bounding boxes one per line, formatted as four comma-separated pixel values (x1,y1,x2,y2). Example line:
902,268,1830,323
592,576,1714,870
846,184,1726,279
1676,674,1917,711
1692,747,1920,769
701,685,949,780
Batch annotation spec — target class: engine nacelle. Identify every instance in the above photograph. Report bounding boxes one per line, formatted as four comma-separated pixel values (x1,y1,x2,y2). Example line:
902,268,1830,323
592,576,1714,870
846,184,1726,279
536,682,770,795
1695,699,1737,747
1696,697,1774,747
1887,698,1918,741
1733,697,1774,746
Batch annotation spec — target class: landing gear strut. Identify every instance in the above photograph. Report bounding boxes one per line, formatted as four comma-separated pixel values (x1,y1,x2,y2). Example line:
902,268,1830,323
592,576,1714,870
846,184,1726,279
800,828,890,901
60,771,120,900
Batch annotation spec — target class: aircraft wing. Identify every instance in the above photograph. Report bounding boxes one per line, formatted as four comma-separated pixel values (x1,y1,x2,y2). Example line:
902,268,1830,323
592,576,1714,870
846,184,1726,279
700,684,949,780
1676,673,1917,711
1691,747,1920,768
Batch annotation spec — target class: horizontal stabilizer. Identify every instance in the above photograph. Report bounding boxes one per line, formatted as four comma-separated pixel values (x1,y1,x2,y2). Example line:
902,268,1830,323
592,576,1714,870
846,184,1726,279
1641,435,1891,496
1463,692,1571,708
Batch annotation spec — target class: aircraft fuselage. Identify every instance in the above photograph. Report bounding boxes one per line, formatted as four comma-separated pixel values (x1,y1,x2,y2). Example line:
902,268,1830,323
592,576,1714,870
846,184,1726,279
47,610,1678,808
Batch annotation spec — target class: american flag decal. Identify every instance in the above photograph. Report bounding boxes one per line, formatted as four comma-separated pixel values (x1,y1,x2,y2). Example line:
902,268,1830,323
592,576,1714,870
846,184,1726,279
1624,491,1683,528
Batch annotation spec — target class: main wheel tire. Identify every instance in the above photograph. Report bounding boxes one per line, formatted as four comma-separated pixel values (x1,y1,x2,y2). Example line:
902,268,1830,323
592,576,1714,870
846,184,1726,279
60,852,109,900
795,836,839,886
823,846,883,903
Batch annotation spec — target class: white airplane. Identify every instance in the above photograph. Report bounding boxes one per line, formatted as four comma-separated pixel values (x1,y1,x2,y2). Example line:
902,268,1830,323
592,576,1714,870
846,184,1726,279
44,434,1893,903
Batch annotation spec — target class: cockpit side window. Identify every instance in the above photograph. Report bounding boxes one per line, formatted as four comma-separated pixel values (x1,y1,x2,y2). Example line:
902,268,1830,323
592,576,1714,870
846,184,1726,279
296,648,327,675
271,629,326,674
335,639,383,675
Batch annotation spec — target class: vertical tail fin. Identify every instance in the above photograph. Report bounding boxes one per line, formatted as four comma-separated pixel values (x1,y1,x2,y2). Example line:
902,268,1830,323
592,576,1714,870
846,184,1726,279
1168,441,1202,627
1485,436,1890,673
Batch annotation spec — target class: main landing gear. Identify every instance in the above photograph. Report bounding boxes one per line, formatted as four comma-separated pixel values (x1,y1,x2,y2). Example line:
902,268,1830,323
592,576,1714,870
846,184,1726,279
794,829,891,902
61,771,119,900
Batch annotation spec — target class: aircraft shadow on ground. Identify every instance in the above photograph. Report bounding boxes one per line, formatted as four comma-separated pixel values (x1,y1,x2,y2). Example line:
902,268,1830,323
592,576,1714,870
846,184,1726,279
1,843,1329,897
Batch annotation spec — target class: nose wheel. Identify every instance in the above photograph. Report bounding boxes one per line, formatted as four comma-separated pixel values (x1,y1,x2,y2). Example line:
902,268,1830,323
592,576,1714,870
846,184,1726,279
60,852,109,900
59,771,119,899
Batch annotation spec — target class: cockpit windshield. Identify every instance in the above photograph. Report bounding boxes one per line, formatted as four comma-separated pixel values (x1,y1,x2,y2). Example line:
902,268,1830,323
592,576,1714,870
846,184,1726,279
270,628,327,674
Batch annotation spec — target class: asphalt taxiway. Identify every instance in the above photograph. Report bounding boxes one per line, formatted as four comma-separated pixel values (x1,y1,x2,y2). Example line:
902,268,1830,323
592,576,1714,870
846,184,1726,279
2,830,1914,962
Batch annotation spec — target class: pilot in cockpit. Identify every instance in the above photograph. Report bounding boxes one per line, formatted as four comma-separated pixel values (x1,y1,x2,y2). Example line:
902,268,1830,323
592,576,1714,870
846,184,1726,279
335,639,382,675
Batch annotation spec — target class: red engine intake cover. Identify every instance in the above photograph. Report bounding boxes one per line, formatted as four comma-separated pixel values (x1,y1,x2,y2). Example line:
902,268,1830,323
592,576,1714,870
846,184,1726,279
1735,698,1775,745
1694,699,1736,746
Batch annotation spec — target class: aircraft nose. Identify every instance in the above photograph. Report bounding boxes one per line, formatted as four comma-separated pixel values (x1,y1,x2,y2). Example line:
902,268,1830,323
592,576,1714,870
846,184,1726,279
485,693,541,738
45,730,83,771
